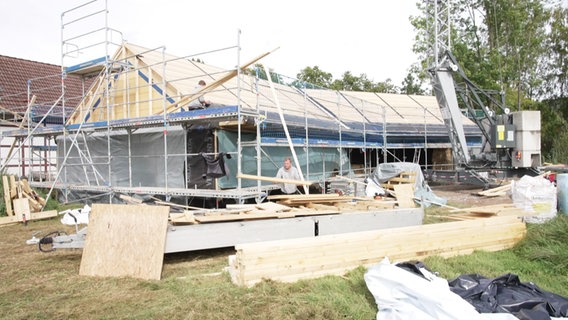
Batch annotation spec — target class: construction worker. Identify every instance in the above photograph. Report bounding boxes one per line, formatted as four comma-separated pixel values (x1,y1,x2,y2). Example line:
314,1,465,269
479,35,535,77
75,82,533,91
275,157,301,195
188,80,211,109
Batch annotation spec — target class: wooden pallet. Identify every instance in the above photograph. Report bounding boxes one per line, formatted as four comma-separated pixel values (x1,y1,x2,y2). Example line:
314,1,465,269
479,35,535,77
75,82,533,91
381,172,416,191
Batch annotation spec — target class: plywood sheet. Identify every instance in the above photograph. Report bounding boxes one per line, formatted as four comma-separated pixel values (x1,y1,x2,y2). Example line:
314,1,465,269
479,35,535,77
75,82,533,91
79,204,170,280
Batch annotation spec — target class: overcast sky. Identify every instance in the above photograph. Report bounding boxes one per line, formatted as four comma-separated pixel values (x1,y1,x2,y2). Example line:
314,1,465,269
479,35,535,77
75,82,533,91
0,0,420,85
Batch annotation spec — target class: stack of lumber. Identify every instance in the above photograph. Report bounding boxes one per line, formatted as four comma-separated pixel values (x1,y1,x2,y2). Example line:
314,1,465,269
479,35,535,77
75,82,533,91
167,201,331,225
1,175,57,226
163,194,399,225
229,215,526,287
268,194,397,209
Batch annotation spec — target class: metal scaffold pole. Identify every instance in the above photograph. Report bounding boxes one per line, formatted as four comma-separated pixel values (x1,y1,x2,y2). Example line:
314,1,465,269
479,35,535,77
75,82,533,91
236,29,243,203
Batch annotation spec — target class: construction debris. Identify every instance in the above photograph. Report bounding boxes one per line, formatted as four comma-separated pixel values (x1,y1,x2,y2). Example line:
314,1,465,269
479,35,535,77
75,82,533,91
1,175,55,226
156,193,401,225
477,183,511,197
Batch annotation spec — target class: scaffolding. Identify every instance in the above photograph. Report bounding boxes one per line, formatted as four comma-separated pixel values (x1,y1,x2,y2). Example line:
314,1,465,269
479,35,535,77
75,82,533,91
0,0,483,208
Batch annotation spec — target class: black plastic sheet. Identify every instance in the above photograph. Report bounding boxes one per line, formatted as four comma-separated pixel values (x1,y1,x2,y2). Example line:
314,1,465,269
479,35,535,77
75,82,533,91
448,273,568,320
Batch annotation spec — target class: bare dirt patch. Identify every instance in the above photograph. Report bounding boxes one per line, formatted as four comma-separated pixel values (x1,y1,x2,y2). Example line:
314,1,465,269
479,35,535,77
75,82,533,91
430,183,513,208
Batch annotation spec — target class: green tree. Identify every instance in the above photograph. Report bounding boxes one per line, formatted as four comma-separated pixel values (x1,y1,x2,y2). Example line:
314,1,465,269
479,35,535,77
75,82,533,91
295,66,333,89
401,64,427,95
539,5,568,100
412,0,549,106
540,97,568,163
245,63,283,84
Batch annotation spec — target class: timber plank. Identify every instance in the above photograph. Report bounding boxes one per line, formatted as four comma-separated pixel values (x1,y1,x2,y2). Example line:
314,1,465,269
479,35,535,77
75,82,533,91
235,216,521,260
232,216,526,286
268,194,343,201
255,201,291,212
2,176,13,216
237,173,313,186
9,175,17,199
236,220,524,271
195,211,296,223
0,215,18,227
169,211,196,225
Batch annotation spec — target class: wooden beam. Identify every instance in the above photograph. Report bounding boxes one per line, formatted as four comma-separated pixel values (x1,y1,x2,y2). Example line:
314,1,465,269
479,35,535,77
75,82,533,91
0,104,24,121
2,176,13,216
237,173,314,186
262,64,308,194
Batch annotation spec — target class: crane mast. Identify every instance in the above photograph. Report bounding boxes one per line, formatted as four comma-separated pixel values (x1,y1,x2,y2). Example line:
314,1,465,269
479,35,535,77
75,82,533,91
424,0,541,176
427,0,470,166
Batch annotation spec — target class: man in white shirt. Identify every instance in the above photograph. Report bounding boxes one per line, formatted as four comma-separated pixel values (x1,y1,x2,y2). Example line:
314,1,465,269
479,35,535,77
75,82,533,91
275,157,300,194
188,80,211,109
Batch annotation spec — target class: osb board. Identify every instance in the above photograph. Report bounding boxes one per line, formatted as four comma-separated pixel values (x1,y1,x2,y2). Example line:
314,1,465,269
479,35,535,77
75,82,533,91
79,204,170,280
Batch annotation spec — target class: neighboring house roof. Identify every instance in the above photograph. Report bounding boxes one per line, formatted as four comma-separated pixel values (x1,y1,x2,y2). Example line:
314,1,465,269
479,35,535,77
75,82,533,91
0,55,92,122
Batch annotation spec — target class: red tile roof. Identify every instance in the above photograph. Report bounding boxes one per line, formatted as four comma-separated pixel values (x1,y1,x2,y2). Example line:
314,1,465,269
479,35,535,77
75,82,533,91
0,55,91,116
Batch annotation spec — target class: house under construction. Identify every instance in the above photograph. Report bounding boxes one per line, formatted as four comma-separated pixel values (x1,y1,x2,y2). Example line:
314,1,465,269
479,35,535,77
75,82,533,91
0,2,483,208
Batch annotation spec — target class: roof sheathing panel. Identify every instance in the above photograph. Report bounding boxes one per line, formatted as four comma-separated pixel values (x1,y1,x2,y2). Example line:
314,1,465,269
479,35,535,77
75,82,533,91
302,89,370,124
374,93,442,125
339,91,406,123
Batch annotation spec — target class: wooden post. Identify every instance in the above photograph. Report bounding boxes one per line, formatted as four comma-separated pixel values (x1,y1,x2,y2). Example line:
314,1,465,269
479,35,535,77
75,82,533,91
2,176,13,216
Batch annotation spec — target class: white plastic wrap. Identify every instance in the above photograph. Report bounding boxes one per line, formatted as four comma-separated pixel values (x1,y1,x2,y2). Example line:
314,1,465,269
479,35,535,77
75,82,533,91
364,257,519,320
511,175,557,221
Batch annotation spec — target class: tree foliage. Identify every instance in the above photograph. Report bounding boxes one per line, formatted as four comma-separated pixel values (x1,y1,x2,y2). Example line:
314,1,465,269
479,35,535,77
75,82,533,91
540,6,568,100
294,66,399,93
295,66,333,89
244,63,283,84
410,0,568,162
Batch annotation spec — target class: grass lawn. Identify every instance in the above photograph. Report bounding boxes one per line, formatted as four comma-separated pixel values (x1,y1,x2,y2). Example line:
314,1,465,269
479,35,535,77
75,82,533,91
1,183,567,319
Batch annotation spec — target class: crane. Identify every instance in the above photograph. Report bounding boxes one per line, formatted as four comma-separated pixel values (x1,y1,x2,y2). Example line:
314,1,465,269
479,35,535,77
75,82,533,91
425,0,541,182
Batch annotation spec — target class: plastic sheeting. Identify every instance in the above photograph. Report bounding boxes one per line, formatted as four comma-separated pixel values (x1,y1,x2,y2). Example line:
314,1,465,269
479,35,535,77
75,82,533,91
367,162,447,207
60,204,91,225
449,273,568,320
217,130,350,189
364,257,518,320
56,127,186,189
